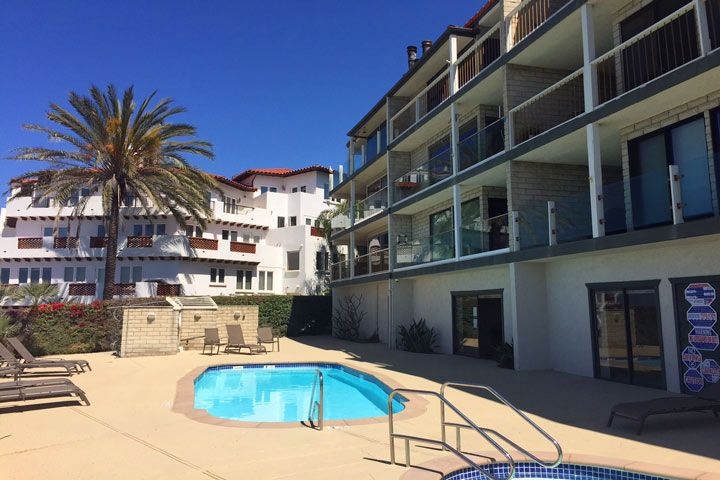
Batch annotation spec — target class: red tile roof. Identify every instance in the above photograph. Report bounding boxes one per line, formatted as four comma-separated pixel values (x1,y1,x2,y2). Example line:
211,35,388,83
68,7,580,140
463,0,498,28
209,174,257,192
232,165,331,184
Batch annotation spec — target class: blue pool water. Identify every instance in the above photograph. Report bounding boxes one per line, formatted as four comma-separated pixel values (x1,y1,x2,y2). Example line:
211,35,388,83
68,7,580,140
193,363,406,422
443,463,673,480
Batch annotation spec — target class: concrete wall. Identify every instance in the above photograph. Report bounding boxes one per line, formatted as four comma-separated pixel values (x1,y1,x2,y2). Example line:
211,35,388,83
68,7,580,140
120,306,178,357
332,281,389,343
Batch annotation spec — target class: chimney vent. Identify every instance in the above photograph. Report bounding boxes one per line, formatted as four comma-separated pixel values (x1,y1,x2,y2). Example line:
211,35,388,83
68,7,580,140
407,45,417,70
421,40,432,55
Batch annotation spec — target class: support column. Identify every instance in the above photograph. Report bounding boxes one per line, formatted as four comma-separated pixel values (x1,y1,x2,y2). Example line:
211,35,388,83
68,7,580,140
450,102,462,259
581,4,598,111
695,0,712,56
349,181,356,227
349,231,356,277
509,262,551,370
587,124,606,238
449,34,459,95
453,184,462,259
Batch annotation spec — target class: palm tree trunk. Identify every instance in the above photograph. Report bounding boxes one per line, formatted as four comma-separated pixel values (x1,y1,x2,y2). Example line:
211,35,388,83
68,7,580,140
102,186,120,300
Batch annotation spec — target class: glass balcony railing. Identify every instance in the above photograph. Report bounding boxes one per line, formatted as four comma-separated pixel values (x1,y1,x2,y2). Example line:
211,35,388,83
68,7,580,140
517,205,549,250
395,229,455,268
554,189,592,244
393,149,453,202
330,259,351,281
353,248,390,276
355,187,388,222
460,213,510,256
458,118,506,171
330,211,351,230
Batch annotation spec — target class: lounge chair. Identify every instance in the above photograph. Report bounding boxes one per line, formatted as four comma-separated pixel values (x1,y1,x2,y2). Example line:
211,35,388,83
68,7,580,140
7,337,90,372
0,366,77,388
0,342,82,375
202,328,221,355
0,377,89,407
257,327,280,352
608,383,720,434
225,325,266,354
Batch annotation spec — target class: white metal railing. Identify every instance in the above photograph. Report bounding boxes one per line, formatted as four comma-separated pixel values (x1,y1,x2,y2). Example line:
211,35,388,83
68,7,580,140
455,22,503,90
509,67,584,146
591,2,699,106
506,0,567,49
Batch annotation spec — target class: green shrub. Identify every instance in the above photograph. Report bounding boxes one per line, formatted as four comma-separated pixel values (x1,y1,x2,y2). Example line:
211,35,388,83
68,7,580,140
212,295,331,337
396,318,438,353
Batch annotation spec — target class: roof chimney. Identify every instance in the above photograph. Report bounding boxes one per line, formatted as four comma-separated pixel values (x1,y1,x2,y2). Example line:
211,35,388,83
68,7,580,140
407,45,417,70
421,40,432,55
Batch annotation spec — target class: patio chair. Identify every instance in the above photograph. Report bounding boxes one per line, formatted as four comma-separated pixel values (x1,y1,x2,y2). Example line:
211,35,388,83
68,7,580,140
202,328,221,355
225,324,266,355
7,337,90,372
0,377,90,407
257,327,280,352
0,342,82,375
0,366,79,388
608,382,720,435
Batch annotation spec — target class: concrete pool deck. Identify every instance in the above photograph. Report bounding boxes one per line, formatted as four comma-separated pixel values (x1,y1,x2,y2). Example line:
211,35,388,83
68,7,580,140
0,336,719,480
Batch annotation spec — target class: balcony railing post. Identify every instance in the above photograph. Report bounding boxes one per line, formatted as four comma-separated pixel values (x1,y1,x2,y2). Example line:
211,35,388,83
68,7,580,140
511,211,520,251
587,123,606,238
695,0,712,56
669,165,685,225
548,201,557,246
415,98,420,122
449,34,458,95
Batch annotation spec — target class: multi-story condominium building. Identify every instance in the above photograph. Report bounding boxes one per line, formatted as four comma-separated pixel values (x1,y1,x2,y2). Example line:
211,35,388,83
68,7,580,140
330,0,720,394
0,165,336,301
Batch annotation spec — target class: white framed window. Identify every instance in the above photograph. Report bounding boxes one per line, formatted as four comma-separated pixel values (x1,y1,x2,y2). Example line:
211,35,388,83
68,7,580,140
300,185,306,193
258,271,274,291
210,268,225,284
292,187,298,193
253,235,260,244
289,216,297,226
222,230,229,240
305,217,312,225
236,270,252,290
186,225,202,237
0,268,9,284
120,266,142,283
64,267,85,282
287,251,300,271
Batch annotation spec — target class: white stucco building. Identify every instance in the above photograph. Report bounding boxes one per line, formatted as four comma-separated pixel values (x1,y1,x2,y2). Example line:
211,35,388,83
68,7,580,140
0,165,337,301
330,0,720,394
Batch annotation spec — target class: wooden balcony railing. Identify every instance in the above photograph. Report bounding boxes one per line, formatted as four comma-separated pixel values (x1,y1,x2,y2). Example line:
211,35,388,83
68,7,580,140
310,226,325,238
69,283,97,296
189,237,218,250
17,237,42,249
53,237,78,249
114,283,136,296
156,283,181,296
90,236,107,248
230,241,256,253
127,236,153,248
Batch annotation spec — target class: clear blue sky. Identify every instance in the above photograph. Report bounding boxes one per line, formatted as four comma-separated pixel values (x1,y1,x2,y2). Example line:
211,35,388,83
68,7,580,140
0,0,484,205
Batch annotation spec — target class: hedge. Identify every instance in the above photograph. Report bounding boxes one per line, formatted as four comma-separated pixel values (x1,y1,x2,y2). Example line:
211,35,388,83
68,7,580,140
212,295,332,337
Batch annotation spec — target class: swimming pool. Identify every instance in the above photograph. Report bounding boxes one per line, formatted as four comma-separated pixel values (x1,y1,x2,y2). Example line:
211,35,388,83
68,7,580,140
193,363,406,422
442,463,673,480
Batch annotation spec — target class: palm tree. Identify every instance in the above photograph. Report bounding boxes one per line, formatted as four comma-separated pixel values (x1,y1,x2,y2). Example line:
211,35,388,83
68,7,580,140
0,285,17,306
8,85,218,299
11,283,58,307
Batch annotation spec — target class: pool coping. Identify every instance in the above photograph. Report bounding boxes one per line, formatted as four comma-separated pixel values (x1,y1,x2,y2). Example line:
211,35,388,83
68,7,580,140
398,451,720,480
172,360,428,428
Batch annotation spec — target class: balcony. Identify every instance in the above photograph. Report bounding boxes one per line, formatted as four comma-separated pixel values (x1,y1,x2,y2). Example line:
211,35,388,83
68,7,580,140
114,283,136,297
396,230,455,269
593,2,702,106
17,237,42,249
90,236,107,248
390,70,451,142
393,149,452,202
68,283,97,296
156,283,182,296
507,0,568,49
53,237,78,249
456,23,502,91
127,236,153,248
330,211,351,231
458,118,506,171
189,237,219,250
460,213,510,256
230,241,256,254
310,226,325,238
330,259,351,281
353,249,389,277
355,187,389,223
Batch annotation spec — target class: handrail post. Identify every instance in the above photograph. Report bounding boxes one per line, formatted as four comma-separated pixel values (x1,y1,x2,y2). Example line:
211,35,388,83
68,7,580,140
670,165,685,225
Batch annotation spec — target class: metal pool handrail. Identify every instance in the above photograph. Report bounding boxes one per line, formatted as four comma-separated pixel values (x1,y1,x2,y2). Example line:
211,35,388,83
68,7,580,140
388,388,515,480
440,382,562,468
307,369,324,430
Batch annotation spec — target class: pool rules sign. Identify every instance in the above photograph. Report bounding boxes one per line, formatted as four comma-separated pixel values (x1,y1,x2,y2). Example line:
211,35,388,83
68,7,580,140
673,279,720,394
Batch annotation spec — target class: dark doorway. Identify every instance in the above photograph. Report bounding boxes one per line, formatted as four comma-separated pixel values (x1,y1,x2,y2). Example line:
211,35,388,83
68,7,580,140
453,291,504,359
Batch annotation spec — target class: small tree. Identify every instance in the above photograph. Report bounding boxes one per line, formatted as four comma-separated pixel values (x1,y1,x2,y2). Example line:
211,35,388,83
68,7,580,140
332,294,366,341
12,283,59,307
